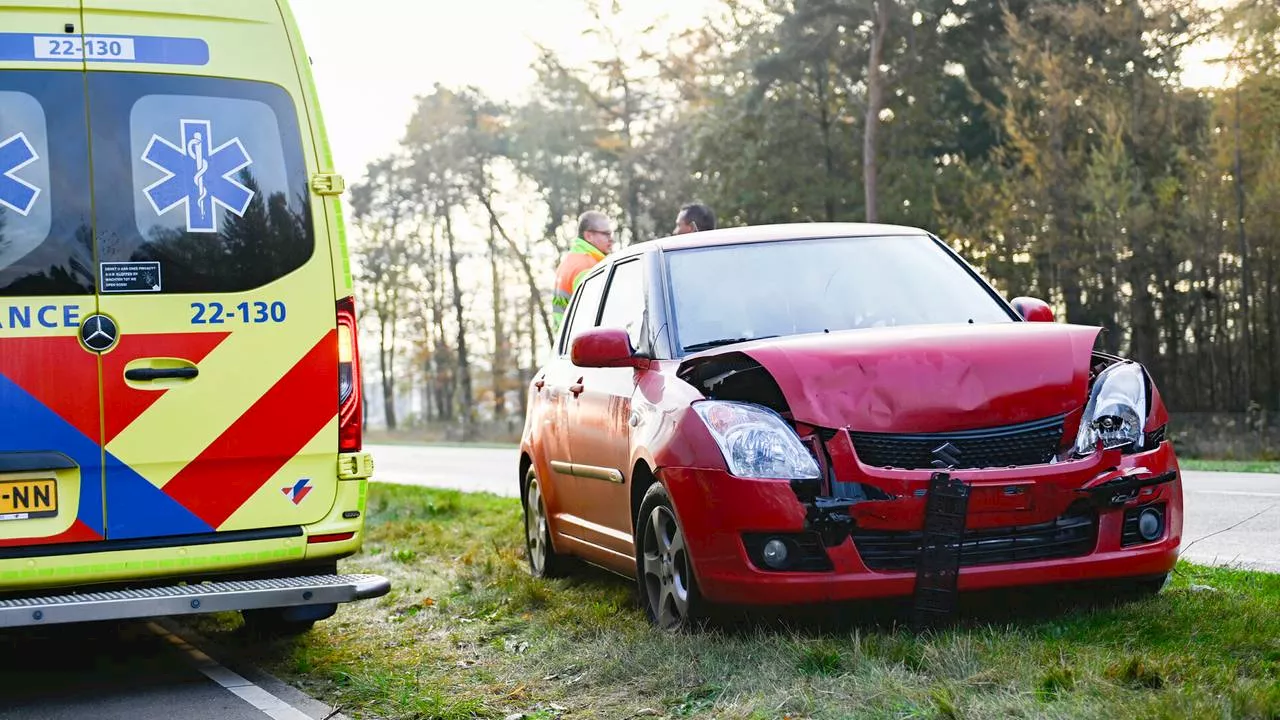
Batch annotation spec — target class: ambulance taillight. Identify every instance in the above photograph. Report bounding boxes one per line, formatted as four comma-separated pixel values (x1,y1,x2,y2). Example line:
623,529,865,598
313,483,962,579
337,296,363,452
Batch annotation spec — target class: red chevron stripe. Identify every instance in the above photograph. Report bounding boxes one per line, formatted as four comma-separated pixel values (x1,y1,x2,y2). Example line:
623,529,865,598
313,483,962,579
101,332,231,444
0,519,101,548
0,337,100,442
162,330,338,528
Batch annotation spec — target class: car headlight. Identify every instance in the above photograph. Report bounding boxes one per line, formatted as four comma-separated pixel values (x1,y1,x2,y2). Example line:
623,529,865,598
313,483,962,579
692,400,821,479
1073,362,1148,455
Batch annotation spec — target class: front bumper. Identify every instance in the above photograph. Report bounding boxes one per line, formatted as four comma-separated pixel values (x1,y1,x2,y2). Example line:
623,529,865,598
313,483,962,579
661,441,1182,606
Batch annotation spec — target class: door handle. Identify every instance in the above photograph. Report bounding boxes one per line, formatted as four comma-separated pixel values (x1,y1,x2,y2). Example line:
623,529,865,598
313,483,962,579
124,358,200,386
125,367,199,381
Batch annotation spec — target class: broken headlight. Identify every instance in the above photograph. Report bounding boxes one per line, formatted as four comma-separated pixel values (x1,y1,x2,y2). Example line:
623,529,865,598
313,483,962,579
692,400,821,480
1073,362,1147,455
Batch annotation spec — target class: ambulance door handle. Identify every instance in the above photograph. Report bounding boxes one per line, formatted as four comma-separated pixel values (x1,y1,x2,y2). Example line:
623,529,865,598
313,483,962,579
124,358,200,384
126,367,199,382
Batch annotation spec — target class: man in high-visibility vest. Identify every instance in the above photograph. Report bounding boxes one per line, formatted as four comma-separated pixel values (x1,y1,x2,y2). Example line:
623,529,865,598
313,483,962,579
551,210,614,334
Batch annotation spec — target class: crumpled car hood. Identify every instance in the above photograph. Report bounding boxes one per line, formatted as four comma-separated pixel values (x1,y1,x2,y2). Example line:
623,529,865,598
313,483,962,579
682,322,1101,433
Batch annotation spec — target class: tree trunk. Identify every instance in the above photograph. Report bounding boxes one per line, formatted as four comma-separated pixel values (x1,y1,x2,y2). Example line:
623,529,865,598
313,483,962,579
863,0,890,224
816,67,836,222
443,207,474,438
489,220,506,420
475,194,557,346
379,314,398,430
620,74,642,246
1233,85,1253,408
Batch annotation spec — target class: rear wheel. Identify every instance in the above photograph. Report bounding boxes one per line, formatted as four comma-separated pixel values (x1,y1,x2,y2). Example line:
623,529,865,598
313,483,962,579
636,483,705,632
241,603,335,637
524,468,570,578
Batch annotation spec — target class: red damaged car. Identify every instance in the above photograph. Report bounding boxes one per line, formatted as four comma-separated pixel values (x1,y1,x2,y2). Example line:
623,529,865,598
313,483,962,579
519,223,1182,630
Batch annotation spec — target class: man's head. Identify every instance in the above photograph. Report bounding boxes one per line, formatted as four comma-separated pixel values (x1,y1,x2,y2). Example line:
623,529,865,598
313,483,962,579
578,210,615,254
675,203,716,235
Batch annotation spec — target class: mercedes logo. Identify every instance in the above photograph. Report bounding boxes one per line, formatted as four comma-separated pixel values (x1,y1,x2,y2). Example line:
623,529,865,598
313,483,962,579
80,314,119,353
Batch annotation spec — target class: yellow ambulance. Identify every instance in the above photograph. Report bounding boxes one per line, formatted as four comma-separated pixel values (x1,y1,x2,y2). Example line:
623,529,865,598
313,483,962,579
0,0,387,633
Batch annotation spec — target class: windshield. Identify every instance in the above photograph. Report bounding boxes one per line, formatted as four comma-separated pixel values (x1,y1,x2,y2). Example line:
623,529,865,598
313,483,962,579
666,234,1015,353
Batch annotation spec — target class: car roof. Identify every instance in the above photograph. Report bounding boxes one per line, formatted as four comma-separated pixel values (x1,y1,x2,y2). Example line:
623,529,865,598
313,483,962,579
610,222,931,262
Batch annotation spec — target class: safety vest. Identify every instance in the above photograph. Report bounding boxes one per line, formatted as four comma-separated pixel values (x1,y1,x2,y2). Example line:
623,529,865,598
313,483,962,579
551,237,606,334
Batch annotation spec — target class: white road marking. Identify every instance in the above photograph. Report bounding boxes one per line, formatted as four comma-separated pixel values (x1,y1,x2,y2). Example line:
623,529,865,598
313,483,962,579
147,622,315,720
1188,490,1280,498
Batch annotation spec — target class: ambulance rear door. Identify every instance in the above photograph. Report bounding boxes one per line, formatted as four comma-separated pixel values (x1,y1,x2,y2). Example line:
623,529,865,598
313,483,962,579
80,1,342,541
0,1,106,553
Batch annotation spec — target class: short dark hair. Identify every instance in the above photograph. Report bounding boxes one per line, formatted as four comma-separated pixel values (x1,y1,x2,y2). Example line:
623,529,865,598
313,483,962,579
678,203,716,231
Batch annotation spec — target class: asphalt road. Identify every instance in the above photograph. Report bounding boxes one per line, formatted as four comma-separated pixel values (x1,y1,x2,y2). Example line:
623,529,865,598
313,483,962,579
0,619,342,720
368,443,1280,574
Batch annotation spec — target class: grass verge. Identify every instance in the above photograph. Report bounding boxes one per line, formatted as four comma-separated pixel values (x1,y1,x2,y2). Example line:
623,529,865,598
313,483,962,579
187,485,1280,720
1180,459,1280,474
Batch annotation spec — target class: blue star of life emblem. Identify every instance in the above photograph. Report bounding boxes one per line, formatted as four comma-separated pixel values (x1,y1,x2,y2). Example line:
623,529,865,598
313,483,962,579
141,119,254,233
0,132,41,217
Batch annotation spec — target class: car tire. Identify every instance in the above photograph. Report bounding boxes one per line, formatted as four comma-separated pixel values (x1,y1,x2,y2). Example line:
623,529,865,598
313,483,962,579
523,468,570,578
1124,572,1171,599
241,603,335,637
635,482,705,632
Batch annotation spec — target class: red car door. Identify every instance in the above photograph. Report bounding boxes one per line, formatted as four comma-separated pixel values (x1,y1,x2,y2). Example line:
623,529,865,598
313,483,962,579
535,268,608,536
563,258,647,557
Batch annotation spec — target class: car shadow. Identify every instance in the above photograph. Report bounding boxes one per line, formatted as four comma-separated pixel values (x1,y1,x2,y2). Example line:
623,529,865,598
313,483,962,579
546,557,1153,637
701,578,1153,637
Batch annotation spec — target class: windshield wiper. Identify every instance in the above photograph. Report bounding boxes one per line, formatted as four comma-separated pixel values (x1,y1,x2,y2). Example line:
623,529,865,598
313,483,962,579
683,336,777,353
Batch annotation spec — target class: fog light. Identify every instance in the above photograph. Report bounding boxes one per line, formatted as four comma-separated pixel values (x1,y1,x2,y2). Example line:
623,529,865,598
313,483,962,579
762,539,790,569
1138,507,1163,541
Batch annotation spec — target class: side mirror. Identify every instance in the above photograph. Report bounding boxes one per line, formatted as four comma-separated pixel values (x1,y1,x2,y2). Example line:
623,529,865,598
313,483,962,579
1011,296,1055,323
571,327,640,368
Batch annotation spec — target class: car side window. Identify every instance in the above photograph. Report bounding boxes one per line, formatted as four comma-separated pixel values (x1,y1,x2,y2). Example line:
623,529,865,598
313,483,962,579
598,259,645,350
560,270,607,355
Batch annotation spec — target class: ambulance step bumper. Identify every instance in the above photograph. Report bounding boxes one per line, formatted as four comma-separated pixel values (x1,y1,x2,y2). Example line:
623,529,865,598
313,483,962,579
0,573,390,628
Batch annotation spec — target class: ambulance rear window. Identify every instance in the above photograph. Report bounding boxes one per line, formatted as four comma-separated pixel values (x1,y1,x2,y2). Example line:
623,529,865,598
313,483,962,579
0,71,95,297
88,73,314,295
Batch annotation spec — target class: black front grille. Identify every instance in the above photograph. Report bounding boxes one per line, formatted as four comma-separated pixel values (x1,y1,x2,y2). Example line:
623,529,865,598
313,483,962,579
849,414,1066,470
852,507,1098,571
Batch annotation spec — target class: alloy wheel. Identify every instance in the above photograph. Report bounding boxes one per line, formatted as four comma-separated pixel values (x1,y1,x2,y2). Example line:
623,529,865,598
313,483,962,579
526,478,548,575
641,505,691,630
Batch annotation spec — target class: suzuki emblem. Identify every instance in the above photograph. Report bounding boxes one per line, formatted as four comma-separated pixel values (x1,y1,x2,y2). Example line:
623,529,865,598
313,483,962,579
931,442,963,469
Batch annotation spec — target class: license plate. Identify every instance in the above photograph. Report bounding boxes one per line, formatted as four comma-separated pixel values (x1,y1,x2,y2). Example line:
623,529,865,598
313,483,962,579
968,482,1033,513
0,478,57,521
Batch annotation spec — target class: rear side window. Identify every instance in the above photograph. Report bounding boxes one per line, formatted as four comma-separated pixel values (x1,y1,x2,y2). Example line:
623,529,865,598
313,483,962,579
561,270,607,355
88,73,313,294
0,71,94,297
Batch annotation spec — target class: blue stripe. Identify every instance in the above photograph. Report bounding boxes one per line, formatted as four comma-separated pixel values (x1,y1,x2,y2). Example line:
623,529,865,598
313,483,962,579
0,372,104,536
103,453,214,540
0,33,209,66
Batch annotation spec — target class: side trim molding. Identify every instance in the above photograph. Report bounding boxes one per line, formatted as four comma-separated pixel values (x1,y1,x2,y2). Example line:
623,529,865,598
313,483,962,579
550,461,624,484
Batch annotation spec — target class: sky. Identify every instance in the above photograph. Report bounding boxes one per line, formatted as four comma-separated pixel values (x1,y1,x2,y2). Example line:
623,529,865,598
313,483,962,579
289,0,1233,188
289,0,718,184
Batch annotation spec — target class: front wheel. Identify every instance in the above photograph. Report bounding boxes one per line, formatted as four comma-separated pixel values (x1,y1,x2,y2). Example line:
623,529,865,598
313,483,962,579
635,483,705,632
